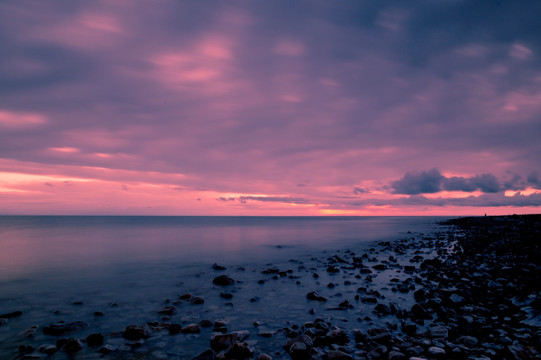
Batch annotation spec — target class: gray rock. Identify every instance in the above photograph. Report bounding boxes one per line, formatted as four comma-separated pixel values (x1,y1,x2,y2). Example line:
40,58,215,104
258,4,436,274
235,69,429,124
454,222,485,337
427,346,446,358
388,350,406,360
327,350,353,360
449,294,465,304
457,335,478,347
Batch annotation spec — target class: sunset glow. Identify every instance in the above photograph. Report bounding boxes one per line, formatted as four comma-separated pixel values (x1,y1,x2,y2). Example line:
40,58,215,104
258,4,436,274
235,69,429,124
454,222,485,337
1,1,540,215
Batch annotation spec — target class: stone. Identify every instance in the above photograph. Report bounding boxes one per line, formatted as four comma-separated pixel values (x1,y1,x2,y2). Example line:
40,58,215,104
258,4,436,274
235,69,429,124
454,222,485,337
429,325,448,339
457,335,478,347
169,324,182,335
19,345,34,354
43,321,88,336
192,349,215,360
388,350,406,360
361,296,378,303
190,297,205,305
0,310,23,319
257,354,272,360
306,291,327,301
18,325,39,337
427,346,446,358
122,325,150,340
410,304,432,320
220,292,233,299
200,319,213,327
213,275,235,286
60,338,83,353
38,344,57,354
98,345,117,354
86,333,104,346
327,350,353,360
224,341,254,359
449,293,465,304
210,331,249,352
366,345,387,359
213,263,226,270
158,306,177,315
181,323,201,334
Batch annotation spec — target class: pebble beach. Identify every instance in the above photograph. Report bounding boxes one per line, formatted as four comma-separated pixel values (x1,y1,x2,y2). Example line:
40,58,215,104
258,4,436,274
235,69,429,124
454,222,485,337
1,215,540,360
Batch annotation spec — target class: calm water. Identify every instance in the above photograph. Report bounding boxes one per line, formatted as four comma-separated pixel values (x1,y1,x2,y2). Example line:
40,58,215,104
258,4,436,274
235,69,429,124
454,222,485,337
0,216,446,280
0,216,450,359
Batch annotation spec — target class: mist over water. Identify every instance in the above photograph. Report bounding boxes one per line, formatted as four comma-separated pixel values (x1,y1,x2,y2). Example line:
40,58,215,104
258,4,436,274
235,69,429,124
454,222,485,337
0,216,446,279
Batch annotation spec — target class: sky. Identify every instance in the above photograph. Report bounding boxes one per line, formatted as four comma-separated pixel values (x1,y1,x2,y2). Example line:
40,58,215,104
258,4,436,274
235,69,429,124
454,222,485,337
1,0,541,216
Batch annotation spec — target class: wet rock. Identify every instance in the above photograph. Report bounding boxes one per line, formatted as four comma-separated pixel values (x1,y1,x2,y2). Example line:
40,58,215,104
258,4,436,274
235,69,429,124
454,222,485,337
94,311,104,316
388,350,406,360
0,318,7,327
200,319,213,328
374,303,392,315
507,343,536,359
210,331,249,352
289,342,309,359
307,291,327,301
213,275,235,286
181,323,201,334
284,334,313,350
429,325,448,339
18,325,39,337
43,321,88,336
86,333,104,346
38,344,57,355
361,296,378,304
59,338,83,353
427,346,446,358
257,353,272,360
327,265,340,273
19,345,34,354
366,345,387,359
401,321,417,336
193,349,215,360
410,304,432,320
213,263,227,271
98,345,117,354
122,325,150,340
372,264,386,271
0,310,23,319
262,267,280,274
169,324,182,335
224,341,254,359
220,292,233,299
327,350,353,360
457,335,478,347
179,293,193,300
449,293,465,304
158,306,177,315
190,297,205,305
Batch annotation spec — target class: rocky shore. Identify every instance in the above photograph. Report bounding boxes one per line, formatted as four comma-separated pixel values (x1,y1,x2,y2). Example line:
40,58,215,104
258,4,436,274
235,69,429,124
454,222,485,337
1,215,540,360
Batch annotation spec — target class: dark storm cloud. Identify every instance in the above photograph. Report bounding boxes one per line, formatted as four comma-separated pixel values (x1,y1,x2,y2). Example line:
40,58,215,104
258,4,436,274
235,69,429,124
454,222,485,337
527,172,541,189
391,169,444,195
392,169,538,195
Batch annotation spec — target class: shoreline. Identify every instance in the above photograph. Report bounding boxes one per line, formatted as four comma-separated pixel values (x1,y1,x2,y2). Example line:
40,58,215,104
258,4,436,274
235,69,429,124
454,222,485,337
1,215,539,360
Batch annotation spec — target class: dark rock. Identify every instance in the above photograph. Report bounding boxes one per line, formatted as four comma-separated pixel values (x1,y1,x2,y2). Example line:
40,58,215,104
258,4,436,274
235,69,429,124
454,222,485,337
366,345,387,359
284,334,313,351
169,324,182,335
372,264,386,270
190,296,205,305
181,323,201,334
210,331,249,352
427,346,445,358
200,319,213,327
257,353,272,360
457,335,478,347
60,338,83,353
0,310,23,318
98,345,117,354
122,325,150,340
224,341,254,359
213,275,235,286
220,292,233,299
410,304,432,320
289,342,309,359
307,291,327,301
213,263,226,271
43,321,88,335
374,303,391,315
327,350,353,360
38,344,57,354
179,293,192,300
17,325,39,337
158,306,177,315
388,350,406,360
429,325,448,339
361,296,378,304
327,265,340,273
192,349,215,360
94,311,104,316
86,333,104,346
262,267,280,274
19,345,34,354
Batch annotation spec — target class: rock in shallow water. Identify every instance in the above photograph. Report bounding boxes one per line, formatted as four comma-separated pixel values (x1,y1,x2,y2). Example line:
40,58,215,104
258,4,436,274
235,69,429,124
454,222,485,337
122,325,150,340
43,321,88,336
213,275,235,286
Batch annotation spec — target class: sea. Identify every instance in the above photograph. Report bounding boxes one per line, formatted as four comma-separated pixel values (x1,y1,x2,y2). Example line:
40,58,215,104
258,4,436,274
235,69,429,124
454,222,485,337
0,216,451,358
